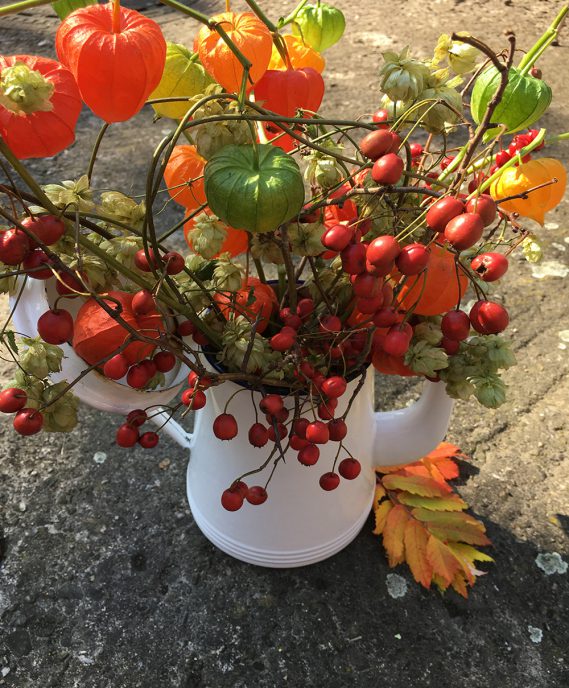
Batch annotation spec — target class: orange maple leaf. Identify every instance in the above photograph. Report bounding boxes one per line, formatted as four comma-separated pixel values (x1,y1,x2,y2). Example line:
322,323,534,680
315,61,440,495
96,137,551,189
383,505,410,567
404,519,432,587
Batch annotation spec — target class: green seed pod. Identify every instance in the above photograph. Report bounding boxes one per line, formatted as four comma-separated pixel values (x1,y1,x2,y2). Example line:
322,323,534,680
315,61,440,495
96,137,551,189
204,144,305,234
292,3,346,52
471,66,552,141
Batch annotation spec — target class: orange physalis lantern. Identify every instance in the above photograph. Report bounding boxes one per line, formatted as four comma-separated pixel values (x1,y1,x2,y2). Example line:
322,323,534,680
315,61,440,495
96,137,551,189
55,3,166,123
195,12,272,93
268,34,325,74
0,55,82,159
163,145,207,210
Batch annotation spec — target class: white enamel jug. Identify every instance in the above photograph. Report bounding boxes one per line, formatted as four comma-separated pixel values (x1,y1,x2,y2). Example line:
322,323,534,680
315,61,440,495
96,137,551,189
10,278,454,568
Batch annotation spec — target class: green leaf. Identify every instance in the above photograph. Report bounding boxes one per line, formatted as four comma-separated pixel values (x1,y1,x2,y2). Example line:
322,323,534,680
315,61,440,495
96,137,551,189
405,340,448,377
398,492,467,511
52,0,96,20
382,474,452,497
2,330,18,354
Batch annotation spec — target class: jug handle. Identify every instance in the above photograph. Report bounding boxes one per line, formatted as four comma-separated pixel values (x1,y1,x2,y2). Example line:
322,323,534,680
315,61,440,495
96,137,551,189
373,381,454,467
150,408,193,449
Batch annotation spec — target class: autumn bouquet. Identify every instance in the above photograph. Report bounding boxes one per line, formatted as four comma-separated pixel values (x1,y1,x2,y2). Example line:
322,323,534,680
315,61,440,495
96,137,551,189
0,0,567,515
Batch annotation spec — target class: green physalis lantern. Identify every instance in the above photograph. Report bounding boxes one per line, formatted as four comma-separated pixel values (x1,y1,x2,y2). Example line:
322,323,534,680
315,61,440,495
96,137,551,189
292,3,346,53
204,144,305,234
471,66,552,141
150,42,213,120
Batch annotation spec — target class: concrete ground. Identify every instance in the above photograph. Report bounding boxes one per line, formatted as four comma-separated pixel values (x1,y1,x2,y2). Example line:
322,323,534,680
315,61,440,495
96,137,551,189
0,1,568,686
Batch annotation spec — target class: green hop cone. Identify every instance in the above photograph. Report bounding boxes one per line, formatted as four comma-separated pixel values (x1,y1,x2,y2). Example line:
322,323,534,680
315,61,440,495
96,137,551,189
98,191,146,230
19,337,63,380
380,47,431,102
405,340,448,377
250,234,284,265
193,96,254,160
472,373,507,408
213,254,243,292
413,318,443,346
10,370,44,408
414,73,463,133
41,381,79,432
0,263,18,294
304,143,344,189
220,317,277,374
189,212,227,259
433,33,479,75
521,234,543,263
42,174,95,213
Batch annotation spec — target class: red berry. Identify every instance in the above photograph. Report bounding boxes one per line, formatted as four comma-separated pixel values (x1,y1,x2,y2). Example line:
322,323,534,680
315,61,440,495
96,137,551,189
0,228,30,265
292,417,310,438
352,273,380,299
265,407,289,424
327,418,348,442
410,143,423,158
213,413,238,440
440,156,455,170
132,289,155,316
21,215,65,247
495,149,512,167
306,420,330,444
153,351,176,373
221,487,244,511
178,320,196,337
372,109,389,128
103,353,129,380
383,329,411,357
319,315,342,334
530,67,542,79
13,408,43,436
341,243,367,275
360,129,396,160
187,371,213,389
289,434,309,451
126,364,151,389
0,387,27,413
246,486,268,505
387,132,402,153
37,308,73,345
126,409,147,427
373,307,398,328
232,481,249,498
319,472,340,491
318,400,337,420
298,443,320,466
163,251,185,275
356,294,383,314
366,235,400,267
471,252,509,282
444,213,484,251
267,422,287,442
22,249,53,279
469,301,509,334
321,376,347,398
55,271,85,297
338,458,361,480
396,243,429,275
441,336,460,355
139,431,159,449
181,388,206,409
134,248,157,272
270,331,296,351
465,195,497,227
425,197,465,233
297,298,315,319
248,422,269,448
371,153,404,185
441,310,470,341
116,423,139,447
259,394,284,416
140,358,157,380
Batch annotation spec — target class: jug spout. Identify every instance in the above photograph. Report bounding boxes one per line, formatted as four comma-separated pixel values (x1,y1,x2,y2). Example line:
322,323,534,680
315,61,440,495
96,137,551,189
373,381,454,466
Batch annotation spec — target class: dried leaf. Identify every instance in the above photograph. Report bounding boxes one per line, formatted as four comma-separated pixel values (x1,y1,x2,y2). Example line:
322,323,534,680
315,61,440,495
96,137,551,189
374,483,386,503
372,499,393,535
382,474,452,497
404,519,432,587
451,571,469,598
383,505,410,567
426,536,462,585
398,492,467,511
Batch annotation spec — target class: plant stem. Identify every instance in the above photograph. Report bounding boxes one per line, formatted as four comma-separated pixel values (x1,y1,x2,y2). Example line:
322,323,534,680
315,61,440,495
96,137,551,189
518,5,569,75
243,0,278,31
111,0,121,33
278,0,309,28
0,0,51,16
87,123,110,182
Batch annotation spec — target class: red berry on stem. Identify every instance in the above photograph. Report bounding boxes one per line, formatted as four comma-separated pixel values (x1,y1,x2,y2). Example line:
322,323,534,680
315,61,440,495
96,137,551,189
396,243,430,275
372,108,389,128
163,251,185,275
465,195,497,227
116,423,139,447
383,328,411,357
371,153,404,185
126,409,147,427
267,422,287,442
21,215,65,247
444,213,484,251
139,431,159,449
471,252,509,282
37,308,73,345
373,307,398,328
319,315,342,334
246,486,268,505
366,235,400,267
13,408,43,436
0,228,30,265
469,301,509,334
290,434,309,451
270,330,296,351
178,320,196,337
306,420,330,444
213,413,238,440
327,418,348,442
140,358,157,380
341,243,367,275
292,418,309,438
297,298,315,319
23,249,53,279
425,197,465,233
0,387,27,413
321,376,347,398
441,310,470,341
221,487,244,511
410,143,423,158
298,443,320,466
132,289,155,316
55,271,85,297
153,351,176,373
103,353,129,380
339,458,361,480
259,394,284,416
441,336,460,355
360,129,397,160
319,472,340,491
134,248,157,272
181,388,207,409
248,422,269,448
352,273,380,298
495,149,512,167
126,364,151,389
357,294,384,314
